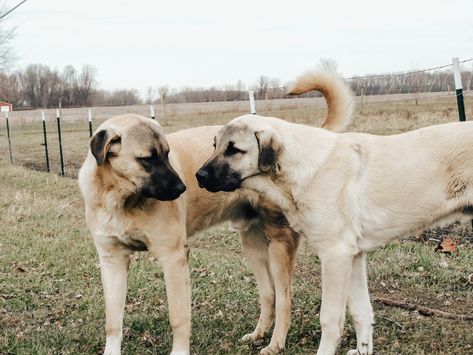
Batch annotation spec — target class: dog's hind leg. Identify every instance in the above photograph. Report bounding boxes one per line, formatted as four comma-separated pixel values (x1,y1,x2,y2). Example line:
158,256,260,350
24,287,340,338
316,249,354,355
260,226,301,355
94,240,131,355
240,222,276,343
346,252,373,355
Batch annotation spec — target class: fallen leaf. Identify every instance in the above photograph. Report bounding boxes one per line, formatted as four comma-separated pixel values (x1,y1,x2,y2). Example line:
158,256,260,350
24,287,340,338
435,237,457,253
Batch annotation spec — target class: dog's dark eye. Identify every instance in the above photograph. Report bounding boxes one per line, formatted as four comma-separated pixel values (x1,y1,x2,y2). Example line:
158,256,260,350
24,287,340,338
137,156,153,166
136,149,159,168
225,143,245,156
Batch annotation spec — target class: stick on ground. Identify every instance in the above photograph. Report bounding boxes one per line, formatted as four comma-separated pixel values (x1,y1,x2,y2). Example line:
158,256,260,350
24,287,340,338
373,296,473,321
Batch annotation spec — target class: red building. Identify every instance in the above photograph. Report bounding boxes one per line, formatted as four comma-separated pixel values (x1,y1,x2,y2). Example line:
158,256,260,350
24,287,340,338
0,101,13,112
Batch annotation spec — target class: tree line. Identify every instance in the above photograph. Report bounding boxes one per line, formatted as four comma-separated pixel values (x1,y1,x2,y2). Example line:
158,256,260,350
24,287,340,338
1,63,472,109
0,64,141,109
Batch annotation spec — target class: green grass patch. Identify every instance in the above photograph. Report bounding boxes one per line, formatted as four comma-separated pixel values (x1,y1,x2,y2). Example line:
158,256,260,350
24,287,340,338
1,162,472,354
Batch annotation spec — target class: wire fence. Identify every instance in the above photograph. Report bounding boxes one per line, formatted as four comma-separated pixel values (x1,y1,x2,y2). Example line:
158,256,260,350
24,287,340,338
251,58,473,102
1,58,472,178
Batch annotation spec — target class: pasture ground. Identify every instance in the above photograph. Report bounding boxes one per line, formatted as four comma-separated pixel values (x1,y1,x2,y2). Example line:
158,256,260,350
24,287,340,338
1,94,473,354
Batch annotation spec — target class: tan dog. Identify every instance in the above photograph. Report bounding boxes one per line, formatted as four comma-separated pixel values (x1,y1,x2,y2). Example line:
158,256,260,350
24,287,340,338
198,74,473,354
78,71,353,355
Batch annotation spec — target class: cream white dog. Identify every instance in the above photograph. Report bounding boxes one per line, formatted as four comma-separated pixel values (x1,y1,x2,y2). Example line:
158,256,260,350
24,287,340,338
197,75,473,354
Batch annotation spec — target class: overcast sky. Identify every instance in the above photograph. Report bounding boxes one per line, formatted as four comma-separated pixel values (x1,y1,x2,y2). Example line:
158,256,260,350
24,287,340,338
4,0,473,95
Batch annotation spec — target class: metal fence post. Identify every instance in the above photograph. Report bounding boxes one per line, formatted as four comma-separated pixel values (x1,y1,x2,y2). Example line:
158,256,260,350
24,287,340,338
88,109,93,138
248,90,256,114
150,105,155,120
4,111,12,163
42,111,50,172
452,57,466,122
56,109,65,176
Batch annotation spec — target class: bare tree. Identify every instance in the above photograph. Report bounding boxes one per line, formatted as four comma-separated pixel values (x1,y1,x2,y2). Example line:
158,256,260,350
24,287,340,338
158,85,169,116
20,64,62,108
268,77,282,99
145,86,157,104
92,88,140,106
256,75,269,99
235,79,245,100
62,65,77,107
317,58,339,73
0,1,16,71
158,85,169,103
75,65,97,106
112,89,141,106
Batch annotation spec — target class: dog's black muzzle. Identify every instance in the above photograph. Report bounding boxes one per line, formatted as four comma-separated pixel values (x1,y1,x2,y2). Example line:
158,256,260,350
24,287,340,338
143,160,186,201
196,161,242,193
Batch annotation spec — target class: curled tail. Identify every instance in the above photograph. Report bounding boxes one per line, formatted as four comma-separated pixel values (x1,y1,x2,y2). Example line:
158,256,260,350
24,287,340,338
287,70,354,132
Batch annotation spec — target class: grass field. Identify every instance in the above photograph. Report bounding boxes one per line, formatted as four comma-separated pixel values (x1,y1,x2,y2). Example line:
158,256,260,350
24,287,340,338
1,94,473,354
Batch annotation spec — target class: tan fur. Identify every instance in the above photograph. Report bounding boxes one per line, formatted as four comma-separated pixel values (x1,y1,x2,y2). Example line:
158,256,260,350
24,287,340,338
208,99,473,354
79,70,352,355
288,70,354,132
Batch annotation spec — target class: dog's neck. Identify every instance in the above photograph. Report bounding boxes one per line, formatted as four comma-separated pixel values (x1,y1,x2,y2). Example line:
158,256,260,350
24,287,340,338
244,125,338,224
90,164,139,212
277,125,337,202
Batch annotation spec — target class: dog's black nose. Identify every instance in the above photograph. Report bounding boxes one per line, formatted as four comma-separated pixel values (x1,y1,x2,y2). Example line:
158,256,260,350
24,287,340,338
195,169,209,183
175,181,186,194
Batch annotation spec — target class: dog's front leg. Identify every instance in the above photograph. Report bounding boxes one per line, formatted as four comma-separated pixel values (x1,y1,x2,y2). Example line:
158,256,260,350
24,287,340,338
347,252,373,355
316,250,354,355
151,241,191,355
95,241,131,355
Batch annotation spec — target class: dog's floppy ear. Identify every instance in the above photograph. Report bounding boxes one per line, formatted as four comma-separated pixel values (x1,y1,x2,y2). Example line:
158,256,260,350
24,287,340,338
255,129,282,172
90,128,121,166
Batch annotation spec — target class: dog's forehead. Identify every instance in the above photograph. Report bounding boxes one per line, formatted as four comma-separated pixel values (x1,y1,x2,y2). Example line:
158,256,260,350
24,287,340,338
121,122,167,154
126,122,159,140
218,123,253,142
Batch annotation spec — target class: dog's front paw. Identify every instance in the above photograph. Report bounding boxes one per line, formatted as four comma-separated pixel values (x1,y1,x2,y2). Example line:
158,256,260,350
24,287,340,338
347,349,371,355
260,342,284,355
241,331,264,343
